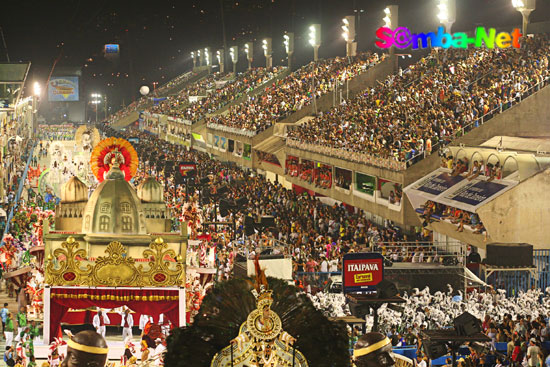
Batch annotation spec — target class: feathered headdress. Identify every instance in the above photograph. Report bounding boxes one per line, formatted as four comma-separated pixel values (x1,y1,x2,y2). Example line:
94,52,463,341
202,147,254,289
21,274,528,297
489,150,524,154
90,137,139,182
251,255,273,309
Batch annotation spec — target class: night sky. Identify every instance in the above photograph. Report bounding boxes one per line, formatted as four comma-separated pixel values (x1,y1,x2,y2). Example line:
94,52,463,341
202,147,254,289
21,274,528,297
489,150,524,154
1,0,549,112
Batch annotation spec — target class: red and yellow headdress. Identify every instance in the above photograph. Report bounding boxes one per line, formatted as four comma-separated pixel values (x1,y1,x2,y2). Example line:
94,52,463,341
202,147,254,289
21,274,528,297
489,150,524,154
90,137,139,182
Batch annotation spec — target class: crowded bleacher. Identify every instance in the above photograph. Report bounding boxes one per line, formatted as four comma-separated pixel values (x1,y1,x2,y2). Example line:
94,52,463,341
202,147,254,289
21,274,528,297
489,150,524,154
287,35,550,170
205,52,383,135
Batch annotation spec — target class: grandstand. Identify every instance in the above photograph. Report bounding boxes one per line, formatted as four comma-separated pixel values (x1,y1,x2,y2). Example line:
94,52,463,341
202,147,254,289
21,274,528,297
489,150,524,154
114,33,550,253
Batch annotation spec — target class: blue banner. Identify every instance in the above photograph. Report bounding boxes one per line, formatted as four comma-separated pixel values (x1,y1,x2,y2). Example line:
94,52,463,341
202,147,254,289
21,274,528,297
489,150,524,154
447,181,507,206
416,172,464,196
48,77,79,102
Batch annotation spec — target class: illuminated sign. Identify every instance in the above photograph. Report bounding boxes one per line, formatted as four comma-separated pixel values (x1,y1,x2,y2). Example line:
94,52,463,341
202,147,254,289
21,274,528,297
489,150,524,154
48,77,79,102
342,253,384,294
105,44,120,54
178,162,197,177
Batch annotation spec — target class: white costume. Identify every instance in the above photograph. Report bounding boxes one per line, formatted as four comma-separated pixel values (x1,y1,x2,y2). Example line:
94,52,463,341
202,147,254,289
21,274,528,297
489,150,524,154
120,311,134,340
139,314,153,332
92,312,110,337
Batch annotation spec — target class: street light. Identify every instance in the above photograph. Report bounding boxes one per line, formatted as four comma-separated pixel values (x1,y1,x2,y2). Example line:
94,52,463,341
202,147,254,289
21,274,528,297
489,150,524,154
283,32,294,69
90,93,102,123
217,49,225,73
244,42,253,70
437,0,456,33
33,82,41,97
191,51,196,68
229,45,238,74
262,38,272,68
308,24,321,61
342,16,357,57
512,0,536,36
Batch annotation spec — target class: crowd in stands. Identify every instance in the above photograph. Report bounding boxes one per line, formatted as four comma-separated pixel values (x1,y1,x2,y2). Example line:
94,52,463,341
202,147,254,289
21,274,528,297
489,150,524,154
99,125,470,293
141,67,285,127
287,35,550,170
206,52,383,135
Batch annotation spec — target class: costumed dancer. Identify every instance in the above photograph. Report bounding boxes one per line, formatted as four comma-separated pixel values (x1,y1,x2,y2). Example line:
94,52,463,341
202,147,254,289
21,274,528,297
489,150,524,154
120,308,134,341
139,314,153,335
92,309,110,337
60,330,108,367
48,337,66,367
121,338,135,366
4,312,14,348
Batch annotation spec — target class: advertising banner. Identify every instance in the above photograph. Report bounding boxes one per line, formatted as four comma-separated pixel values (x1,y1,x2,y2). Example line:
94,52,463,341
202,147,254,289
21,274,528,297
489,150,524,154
179,162,197,177
220,137,227,152
48,77,79,102
342,253,384,294
355,172,376,196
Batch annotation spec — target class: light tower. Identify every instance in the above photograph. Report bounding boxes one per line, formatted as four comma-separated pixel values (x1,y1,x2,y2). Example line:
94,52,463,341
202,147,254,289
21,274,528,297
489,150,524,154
262,38,272,68
383,6,398,56
191,51,196,68
283,32,294,69
342,15,357,57
229,46,238,74
217,49,225,73
308,24,321,61
197,49,203,66
204,47,212,67
437,0,456,34
512,0,536,36
244,42,253,70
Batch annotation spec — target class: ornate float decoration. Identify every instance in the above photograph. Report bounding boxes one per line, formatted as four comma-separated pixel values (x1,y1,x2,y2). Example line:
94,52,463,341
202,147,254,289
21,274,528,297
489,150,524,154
90,137,138,182
211,260,308,367
75,125,100,153
45,237,185,287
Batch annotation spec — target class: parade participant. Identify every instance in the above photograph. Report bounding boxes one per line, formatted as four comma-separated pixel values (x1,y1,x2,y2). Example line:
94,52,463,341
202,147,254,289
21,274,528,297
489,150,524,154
15,307,27,342
92,309,110,337
120,308,134,340
48,337,65,367
29,320,40,342
121,338,135,366
151,338,166,366
353,332,396,367
4,312,14,348
139,314,152,335
60,330,109,367
140,340,150,362
1,303,9,334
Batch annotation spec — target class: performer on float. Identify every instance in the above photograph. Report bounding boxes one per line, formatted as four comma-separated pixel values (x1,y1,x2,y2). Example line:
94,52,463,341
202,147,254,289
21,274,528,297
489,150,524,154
150,338,166,366
60,330,109,367
120,308,134,341
139,314,153,335
121,338,136,366
92,309,110,337
48,337,66,367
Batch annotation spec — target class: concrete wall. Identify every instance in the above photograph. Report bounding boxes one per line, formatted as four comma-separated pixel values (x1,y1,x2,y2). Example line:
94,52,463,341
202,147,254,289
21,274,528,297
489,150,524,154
477,168,550,249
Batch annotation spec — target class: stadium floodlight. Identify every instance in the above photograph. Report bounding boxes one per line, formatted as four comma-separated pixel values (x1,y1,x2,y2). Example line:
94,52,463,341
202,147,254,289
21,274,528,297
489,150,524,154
229,45,238,74
216,49,225,73
342,16,356,57
262,38,272,68
197,49,203,66
512,0,536,35
191,51,196,67
308,24,321,61
244,42,253,70
383,7,392,28
283,32,294,69
204,47,212,66
437,0,456,33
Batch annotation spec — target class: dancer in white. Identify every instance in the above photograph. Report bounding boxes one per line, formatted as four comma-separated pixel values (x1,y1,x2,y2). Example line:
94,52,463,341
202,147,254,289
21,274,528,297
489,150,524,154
120,308,134,340
92,309,110,337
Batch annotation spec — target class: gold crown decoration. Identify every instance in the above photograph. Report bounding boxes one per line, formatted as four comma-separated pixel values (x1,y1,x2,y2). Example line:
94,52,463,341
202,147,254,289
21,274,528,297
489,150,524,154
45,237,184,287
255,289,274,309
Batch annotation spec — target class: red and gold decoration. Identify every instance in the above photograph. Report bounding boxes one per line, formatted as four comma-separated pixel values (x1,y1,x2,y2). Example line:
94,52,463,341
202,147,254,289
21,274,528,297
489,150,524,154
90,137,139,182
45,237,184,287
